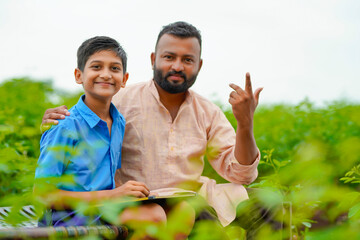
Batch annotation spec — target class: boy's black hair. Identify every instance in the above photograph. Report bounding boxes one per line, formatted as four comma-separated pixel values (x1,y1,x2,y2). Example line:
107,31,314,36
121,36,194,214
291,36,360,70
155,21,202,52
77,36,127,73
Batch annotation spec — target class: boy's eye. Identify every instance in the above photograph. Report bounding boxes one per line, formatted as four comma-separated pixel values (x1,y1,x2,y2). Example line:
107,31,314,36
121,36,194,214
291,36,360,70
91,65,101,69
112,66,121,71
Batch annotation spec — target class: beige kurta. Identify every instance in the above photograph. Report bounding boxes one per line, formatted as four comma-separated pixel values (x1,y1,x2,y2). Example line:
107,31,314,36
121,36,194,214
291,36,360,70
113,80,259,226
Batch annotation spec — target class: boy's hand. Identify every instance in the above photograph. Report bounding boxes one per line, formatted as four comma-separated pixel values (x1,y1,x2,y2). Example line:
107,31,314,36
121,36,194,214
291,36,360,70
40,105,70,132
112,180,150,198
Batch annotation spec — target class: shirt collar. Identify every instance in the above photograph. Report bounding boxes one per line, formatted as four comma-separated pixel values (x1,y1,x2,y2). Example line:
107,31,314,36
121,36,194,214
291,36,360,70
76,95,121,128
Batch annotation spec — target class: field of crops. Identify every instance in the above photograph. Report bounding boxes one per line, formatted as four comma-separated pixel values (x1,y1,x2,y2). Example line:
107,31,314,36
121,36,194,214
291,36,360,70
0,78,359,239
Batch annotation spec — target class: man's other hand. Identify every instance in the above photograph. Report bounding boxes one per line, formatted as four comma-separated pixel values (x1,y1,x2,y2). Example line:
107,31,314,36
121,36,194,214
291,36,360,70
112,180,150,198
40,105,70,133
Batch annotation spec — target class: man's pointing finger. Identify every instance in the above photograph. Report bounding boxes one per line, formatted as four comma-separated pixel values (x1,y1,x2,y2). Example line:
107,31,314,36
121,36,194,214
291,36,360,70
245,72,253,94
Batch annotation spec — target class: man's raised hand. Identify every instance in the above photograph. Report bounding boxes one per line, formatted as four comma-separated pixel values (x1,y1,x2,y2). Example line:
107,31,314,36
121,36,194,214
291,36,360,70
229,72,263,129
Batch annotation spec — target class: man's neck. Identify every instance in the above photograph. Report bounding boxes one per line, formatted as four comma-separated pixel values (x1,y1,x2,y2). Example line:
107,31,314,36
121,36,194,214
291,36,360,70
154,81,186,121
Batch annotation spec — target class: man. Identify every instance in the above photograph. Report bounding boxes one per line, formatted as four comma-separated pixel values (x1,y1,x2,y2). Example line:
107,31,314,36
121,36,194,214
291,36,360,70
42,21,263,228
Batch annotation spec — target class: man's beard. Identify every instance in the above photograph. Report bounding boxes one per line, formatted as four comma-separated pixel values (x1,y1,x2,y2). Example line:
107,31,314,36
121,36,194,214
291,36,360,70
153,66,198,94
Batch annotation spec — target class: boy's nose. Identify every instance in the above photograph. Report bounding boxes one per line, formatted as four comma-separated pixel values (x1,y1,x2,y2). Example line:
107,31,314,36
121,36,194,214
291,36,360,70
100,70,112,80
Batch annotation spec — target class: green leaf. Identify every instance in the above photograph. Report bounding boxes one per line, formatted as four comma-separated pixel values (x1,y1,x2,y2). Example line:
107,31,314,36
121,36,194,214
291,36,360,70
302,222,312,228
348,203,360,218
0,163,9,172
273,159,281,167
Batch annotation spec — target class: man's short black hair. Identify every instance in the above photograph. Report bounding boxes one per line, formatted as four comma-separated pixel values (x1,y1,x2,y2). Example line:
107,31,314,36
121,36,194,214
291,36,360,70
77,36,127,73
155,21,202,52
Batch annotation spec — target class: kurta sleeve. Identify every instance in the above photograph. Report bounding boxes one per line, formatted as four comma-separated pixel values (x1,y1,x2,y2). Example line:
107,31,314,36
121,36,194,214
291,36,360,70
206,108,260,185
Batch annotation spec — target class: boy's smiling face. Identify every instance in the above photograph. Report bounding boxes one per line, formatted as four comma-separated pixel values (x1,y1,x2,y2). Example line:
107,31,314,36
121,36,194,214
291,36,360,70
75,50,128,101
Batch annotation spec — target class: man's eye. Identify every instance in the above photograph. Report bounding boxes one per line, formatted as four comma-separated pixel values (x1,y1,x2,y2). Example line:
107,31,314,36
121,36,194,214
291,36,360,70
184,58,193,63
91,65,101,69
164,55,173,60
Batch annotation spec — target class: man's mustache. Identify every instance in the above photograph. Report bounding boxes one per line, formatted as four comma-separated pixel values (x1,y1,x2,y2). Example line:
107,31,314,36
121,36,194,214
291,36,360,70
165,71,187,81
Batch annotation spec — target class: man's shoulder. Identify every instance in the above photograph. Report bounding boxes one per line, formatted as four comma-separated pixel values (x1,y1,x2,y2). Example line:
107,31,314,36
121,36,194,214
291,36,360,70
126,81,149,89
112,81,150,106
118,81,149,95
189,90,222,112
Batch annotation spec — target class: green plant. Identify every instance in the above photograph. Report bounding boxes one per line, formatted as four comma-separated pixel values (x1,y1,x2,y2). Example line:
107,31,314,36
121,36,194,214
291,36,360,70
1,77,360,239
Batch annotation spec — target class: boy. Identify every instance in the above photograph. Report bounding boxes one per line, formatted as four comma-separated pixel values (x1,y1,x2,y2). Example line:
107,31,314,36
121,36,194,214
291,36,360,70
35,36,165,227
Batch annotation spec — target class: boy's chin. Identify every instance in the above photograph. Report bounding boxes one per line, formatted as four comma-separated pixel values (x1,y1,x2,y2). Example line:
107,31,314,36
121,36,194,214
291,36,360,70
84,91,118,101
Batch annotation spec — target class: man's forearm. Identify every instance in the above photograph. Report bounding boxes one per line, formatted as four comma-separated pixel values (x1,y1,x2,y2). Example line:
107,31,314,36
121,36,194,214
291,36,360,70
234,124,258,165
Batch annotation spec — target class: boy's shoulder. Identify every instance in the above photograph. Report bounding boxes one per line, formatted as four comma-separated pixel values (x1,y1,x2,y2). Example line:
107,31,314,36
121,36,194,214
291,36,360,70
44,105,83,137
59,106,83,126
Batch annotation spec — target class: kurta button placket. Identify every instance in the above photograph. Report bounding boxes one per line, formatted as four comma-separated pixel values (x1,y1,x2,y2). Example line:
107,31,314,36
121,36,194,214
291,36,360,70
168,124,176,156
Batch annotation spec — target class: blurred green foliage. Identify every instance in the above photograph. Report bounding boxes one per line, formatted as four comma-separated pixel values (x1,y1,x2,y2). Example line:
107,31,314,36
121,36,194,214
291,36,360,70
219,99,360,238
0,77,359,239
0,78,81,200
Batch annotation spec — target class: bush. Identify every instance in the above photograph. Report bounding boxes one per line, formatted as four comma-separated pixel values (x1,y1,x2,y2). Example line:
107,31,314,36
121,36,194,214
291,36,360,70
0,78,359,239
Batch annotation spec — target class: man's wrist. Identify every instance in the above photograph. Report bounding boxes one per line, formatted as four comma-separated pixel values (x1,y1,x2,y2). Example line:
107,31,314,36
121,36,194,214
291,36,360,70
236,121,254,133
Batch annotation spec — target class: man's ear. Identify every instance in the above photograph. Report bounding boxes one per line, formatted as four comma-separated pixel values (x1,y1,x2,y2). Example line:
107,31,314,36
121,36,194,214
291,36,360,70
198,59,203,72
151,52,155,70
74,68,83,84
121,72,129,88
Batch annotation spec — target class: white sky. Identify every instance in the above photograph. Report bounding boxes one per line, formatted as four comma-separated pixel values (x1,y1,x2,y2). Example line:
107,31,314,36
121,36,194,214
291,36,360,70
0,0,359,106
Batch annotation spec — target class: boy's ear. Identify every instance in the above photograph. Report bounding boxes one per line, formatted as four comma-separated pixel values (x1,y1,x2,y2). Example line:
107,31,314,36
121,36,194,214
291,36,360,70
74,68,83,84
150,52,155,70
121,72,129,88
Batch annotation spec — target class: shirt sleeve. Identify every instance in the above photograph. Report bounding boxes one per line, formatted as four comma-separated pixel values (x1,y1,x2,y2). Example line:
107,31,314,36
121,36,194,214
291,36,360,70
35,124,77,179
206,108,260,185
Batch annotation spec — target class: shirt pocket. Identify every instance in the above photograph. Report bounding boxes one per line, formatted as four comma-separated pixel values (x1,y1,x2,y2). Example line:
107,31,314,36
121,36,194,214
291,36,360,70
66,156,94,175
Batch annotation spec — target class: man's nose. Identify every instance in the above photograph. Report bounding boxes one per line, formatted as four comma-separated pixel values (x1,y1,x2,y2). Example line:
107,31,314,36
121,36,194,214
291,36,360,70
171,59,185,72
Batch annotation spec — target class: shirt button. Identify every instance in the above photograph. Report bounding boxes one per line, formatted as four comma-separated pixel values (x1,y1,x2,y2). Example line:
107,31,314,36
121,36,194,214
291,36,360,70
170,128,173,133
170,147,174,151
